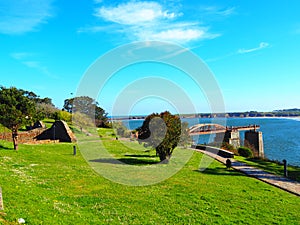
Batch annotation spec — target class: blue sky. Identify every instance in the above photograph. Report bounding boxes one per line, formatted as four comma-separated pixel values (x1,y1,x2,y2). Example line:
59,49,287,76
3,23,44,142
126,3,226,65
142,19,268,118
1,0,300,115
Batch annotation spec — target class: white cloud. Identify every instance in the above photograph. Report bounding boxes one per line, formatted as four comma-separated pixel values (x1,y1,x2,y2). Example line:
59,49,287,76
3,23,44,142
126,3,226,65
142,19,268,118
0,0,54,34
10,52,57,78
95,1,181,25
84,1,221,44
205,42,270,62
141,29,205,42
202,6,235,17
10,52,33,60
238,42,270,54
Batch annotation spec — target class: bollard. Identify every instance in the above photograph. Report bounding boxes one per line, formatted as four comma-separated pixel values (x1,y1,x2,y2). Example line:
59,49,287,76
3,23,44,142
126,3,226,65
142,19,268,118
226,159,232,169
283,159,288,177
73,145,77,156
0,187,4,210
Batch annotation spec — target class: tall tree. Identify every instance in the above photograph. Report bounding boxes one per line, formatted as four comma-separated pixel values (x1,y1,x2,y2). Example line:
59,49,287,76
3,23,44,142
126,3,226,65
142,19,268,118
137,111,182,162
63,96,108,127
0,87,37,150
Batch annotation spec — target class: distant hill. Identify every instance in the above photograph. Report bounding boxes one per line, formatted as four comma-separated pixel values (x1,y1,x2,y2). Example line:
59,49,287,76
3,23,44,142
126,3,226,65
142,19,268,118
273,108,300,112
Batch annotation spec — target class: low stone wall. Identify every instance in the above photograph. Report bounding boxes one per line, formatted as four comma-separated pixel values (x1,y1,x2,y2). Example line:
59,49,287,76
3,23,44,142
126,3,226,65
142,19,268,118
0,128,46,144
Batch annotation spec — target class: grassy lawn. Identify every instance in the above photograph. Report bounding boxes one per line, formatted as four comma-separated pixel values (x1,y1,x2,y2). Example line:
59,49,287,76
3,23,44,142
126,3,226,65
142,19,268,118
0,128,299,224
235,156,300,182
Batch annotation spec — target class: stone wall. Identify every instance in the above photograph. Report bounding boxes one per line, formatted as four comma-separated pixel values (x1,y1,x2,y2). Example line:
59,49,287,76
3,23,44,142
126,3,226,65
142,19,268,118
36,120,76,143
245,130,264,158
0,128,46,144
0,120,76,144
214,130,240,148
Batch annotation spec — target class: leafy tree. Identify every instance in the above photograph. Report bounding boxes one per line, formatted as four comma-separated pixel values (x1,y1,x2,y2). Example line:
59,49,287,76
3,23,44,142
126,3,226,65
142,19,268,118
178,122,192,148
36,102,59,119
0,87,37,150
22,90,56,120
112,122,131,138
63,96,109,127
23,91,54,106
137,111,182,162
72,112,94,129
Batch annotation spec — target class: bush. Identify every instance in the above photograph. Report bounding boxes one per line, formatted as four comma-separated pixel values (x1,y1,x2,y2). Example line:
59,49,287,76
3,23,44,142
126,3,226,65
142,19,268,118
112,122,131,138
53,110,72,123
221,142,238,154
238,147,253,158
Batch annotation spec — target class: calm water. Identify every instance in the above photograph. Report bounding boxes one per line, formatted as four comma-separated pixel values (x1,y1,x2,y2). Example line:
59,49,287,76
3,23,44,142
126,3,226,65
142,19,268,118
122,117,300,167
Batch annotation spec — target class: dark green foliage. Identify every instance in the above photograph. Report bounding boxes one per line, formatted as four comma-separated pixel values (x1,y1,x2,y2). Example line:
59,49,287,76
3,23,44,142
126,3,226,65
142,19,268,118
221,142,236,152
238,147,253,158
137,111,182,162
36,102,59,119
113,122,131,138
24,91,56,120
53,110,72,123
0,86,37,149
63,96,109,127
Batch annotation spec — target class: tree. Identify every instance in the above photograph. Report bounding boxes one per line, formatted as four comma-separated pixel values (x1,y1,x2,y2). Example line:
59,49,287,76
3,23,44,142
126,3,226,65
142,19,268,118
72,112,94,129
137,111,182,162
112,122,131,138
178,122,192,148
63,96,109,127
0,87,37,150
23,90,56,120
36,102,59,119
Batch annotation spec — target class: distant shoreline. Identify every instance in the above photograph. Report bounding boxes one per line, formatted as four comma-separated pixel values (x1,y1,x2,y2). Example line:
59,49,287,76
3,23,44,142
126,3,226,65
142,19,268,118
108,109,300,120
109,115,300,121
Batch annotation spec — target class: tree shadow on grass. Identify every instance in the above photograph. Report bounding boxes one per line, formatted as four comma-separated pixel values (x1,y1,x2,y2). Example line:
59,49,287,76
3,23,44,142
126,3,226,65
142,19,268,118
0,144,14,150
118,157,159,165
124,154,157,158
194,167,243,176
90,157,159,166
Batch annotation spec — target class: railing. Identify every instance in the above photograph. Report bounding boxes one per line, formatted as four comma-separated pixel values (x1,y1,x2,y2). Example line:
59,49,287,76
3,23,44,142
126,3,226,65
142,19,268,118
189,124,260,135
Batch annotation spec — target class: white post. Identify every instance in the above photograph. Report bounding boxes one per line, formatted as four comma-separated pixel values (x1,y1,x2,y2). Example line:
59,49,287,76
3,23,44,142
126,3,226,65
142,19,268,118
0,187,4,210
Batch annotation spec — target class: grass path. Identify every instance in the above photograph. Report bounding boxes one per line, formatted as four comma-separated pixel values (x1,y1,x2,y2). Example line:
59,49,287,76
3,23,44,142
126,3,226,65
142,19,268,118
0,129,300,224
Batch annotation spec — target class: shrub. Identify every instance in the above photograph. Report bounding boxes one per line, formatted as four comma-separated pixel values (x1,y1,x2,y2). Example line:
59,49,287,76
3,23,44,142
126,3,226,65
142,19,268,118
112,122,131,138
238,147,253,158
221,142,238,154
53,110,72,123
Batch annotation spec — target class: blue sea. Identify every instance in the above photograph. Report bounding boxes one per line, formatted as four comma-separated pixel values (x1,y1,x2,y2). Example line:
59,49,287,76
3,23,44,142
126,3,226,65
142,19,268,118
122,117,300,167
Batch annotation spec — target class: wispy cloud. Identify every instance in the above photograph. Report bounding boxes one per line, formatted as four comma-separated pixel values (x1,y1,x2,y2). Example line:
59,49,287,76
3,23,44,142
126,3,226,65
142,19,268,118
201,6,236,17
0,0,54,34
238,42,270,54
11,52,57,79
80,1,231,44
205,42,271,62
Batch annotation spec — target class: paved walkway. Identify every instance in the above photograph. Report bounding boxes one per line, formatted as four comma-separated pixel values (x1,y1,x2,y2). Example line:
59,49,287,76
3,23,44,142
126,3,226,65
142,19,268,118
195,149,300,197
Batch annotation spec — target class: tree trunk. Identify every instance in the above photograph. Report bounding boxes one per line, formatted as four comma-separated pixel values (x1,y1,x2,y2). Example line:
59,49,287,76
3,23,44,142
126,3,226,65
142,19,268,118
158,150,171,164
12,127,18,150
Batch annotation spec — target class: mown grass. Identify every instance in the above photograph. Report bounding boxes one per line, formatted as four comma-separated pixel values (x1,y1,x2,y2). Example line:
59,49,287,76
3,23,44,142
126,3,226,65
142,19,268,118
0,129,299,224
42,118,55,128
235,156,300,182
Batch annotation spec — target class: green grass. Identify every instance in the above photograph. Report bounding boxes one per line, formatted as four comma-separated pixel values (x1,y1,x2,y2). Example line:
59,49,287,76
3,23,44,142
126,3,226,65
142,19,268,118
0,129,299,224
42,118,55,128
235,156,300,182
